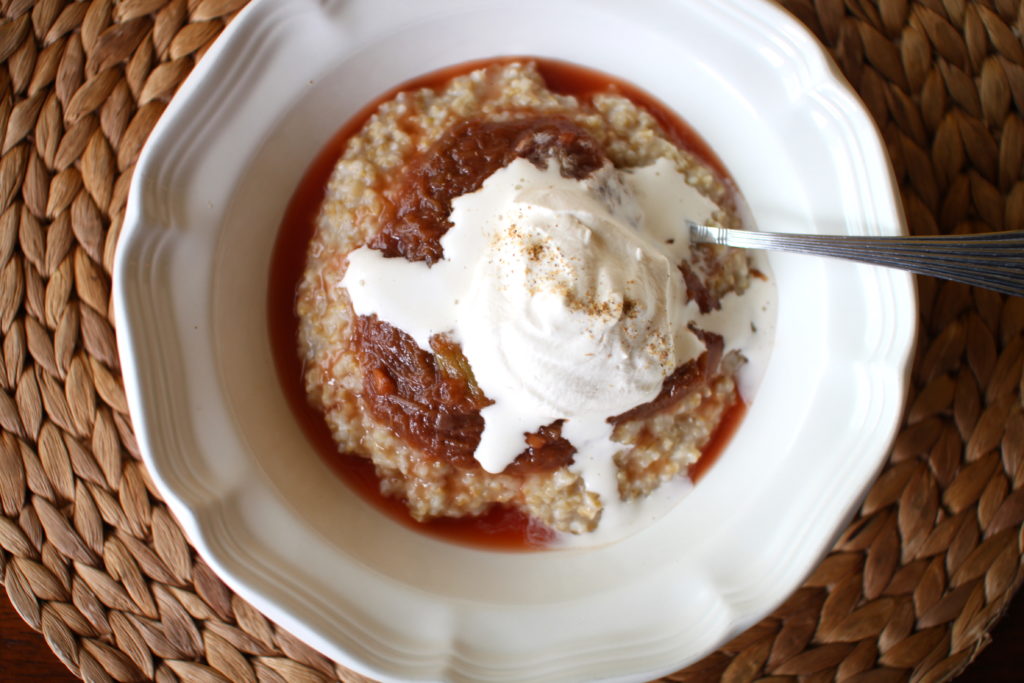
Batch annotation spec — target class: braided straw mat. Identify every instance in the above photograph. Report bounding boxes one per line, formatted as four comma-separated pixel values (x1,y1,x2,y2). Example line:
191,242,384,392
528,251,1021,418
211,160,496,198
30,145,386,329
0,0,1022,681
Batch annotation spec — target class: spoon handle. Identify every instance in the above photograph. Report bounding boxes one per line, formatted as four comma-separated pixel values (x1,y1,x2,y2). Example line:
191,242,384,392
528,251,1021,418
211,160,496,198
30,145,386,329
688,222,1024,298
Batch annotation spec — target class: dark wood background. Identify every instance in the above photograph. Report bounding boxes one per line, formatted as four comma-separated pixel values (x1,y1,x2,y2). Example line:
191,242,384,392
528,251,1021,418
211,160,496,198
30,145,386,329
1,585,1021,681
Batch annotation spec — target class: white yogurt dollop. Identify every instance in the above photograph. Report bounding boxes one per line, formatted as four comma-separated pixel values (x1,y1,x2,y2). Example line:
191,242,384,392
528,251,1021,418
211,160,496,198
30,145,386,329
465,170,684,418
343,156,720,473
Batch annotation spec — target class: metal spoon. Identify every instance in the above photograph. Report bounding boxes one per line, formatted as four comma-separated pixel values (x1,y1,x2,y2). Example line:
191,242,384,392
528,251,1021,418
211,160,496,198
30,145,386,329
688,221,1024,298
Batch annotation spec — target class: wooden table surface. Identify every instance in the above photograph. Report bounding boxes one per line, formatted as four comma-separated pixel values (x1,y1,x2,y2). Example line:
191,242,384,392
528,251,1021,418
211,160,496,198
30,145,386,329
2,583,1022,681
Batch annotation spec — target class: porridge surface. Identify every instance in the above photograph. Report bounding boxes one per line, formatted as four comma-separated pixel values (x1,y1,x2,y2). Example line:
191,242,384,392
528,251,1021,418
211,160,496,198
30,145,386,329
296,61,751,535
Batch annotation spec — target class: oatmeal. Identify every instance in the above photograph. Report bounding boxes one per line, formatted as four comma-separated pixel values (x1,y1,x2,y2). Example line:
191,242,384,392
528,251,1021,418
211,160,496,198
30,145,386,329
294,60,772,540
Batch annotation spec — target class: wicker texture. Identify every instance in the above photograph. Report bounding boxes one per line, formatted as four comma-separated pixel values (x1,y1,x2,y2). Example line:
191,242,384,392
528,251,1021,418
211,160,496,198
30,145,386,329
0,0,1020,681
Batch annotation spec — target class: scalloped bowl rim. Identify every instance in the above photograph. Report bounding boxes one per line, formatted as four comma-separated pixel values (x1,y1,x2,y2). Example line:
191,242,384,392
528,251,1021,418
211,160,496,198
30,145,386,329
113,1,916,681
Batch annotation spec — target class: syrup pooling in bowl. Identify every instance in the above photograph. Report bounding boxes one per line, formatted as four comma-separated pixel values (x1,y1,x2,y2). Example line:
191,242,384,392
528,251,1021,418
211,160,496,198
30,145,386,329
269,58,773,549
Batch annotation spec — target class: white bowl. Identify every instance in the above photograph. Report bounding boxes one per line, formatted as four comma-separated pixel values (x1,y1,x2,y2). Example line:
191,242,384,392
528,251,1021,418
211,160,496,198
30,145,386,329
113,0,916,681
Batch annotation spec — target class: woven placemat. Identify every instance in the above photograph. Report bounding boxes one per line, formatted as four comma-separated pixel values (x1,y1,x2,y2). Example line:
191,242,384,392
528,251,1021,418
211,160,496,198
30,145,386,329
0,0,1021,681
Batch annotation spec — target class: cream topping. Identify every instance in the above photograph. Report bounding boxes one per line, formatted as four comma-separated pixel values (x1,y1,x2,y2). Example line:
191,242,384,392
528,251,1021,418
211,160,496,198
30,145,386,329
343,157,718,473
342,154,776,543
